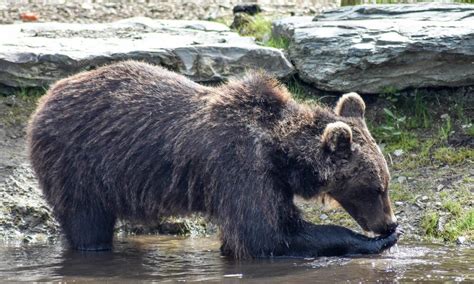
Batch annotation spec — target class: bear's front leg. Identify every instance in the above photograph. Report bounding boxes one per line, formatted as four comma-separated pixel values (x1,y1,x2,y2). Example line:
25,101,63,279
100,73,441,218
284,222,401,257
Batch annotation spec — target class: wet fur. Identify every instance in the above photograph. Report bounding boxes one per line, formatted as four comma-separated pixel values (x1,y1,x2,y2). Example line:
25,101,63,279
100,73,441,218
27,61,397,258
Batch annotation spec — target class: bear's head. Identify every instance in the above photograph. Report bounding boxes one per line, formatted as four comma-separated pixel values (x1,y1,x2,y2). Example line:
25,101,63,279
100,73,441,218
319,93,397,236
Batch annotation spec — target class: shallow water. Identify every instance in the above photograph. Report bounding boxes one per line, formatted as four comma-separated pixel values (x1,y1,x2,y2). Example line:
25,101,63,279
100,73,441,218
0,236,472,282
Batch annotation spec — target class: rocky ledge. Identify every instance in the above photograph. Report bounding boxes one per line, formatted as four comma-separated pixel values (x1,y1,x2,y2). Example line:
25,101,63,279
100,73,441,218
273,3,474,94
0,17,294,92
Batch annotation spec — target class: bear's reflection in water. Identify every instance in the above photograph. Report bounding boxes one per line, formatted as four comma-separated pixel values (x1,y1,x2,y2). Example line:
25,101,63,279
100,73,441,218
1,236,472,282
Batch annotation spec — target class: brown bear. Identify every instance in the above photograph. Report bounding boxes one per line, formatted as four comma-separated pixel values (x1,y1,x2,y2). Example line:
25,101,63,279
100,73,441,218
27,61,400,259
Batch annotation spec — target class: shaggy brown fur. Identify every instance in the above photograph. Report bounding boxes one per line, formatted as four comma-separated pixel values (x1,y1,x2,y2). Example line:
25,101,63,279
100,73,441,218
27,61,399,259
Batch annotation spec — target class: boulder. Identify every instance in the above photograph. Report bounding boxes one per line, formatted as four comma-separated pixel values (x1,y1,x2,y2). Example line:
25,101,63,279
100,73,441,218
0,17,294,91
273,3,474,94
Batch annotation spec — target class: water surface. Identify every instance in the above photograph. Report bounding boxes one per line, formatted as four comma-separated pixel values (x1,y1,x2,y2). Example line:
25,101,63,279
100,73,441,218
1,236,472,282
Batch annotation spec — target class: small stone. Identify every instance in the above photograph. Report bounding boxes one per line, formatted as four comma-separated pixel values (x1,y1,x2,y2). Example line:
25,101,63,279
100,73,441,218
393,149,404,157
320,214,328,220
81,3,93,10
397,176,407,183
437,216,446,232
395,201,404,206
440,113,450,120
3,95,17,106
456,236,466,245
421,195,429,201
437,184,444,191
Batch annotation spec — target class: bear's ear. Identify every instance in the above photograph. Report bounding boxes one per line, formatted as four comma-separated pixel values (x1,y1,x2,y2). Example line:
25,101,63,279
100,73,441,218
334,92,365,118
322,121,352,152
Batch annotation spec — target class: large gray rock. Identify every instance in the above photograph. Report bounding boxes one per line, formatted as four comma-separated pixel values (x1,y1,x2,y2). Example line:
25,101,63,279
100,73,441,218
0,17,294,91
273,3,474,94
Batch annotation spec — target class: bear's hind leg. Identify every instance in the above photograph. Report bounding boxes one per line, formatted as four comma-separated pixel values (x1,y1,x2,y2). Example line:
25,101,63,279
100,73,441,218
57,204,116,251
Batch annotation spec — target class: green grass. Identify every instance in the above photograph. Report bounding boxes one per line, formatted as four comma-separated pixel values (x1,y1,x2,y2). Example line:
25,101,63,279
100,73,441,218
421,212,440,238
422,209,474,242
234,15,272,42
433,147,474,165
389,183,416,203
467,124,474,137
212,16,232,26
230,14,291,49
1,89,43,126
405,92,431,129
438,115,452,142
443,200,462,216
422,184,473,242
285,80,321,105
265,36,290,49
369,107,420,153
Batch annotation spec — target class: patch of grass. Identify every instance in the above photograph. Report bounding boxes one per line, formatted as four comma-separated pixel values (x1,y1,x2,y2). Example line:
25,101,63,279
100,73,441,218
421,211,440,238
231,14,291,49
405,92,431,129
438,115,452,142
391,139,434,170
453,101,469,124
1,89,44,126
466,124,474,137
442,200,462,216
456,210,474,235
265,36,290,49
234,15,272,42
371,107,420,153
285,80,334,107
433,147,474,165
389,183,416,203
441,209,474,242
422,183,473,242
286,80,321,105
212,16,232,26
380,86,399,99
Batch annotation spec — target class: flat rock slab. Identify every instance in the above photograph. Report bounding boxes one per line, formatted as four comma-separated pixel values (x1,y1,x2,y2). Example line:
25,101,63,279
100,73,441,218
273,3,474,94
0,17,294,91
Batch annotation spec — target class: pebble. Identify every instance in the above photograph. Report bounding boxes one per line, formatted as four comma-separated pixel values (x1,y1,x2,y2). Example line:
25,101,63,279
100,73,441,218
456,236,466,245
397,176,407,183
320,214,328,220
393,149,404,157
437,216,446,232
